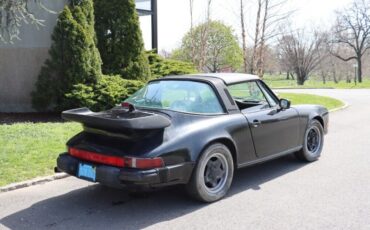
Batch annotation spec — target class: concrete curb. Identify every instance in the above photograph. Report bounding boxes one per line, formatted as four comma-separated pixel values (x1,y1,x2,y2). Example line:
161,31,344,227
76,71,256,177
329,101,349,113
272,87,335,90
0,173,69,193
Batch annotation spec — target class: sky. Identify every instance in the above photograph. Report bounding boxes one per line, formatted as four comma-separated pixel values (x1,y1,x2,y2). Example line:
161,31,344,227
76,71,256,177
139,0,354,52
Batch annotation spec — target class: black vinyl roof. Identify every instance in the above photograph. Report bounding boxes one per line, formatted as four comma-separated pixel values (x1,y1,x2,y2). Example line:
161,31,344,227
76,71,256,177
162,73,259,85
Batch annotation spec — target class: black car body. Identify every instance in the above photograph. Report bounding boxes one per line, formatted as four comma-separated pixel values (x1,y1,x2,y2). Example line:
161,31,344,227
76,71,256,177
57,73,329,202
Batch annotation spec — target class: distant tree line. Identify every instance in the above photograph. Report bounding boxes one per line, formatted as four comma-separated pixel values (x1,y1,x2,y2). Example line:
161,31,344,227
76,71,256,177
171,0,370,85
3,0,370,88
275,0,370,85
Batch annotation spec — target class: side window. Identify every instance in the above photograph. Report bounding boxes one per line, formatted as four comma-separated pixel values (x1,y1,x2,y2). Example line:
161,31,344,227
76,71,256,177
228,81,267,103
227,81,275,112
257,81,278,107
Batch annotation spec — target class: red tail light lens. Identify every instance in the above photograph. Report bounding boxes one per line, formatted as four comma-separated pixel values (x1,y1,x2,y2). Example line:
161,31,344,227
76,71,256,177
68,148,164,169
69,147,124,167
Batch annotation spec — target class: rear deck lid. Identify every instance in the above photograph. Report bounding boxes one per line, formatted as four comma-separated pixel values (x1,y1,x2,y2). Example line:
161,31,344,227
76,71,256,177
62,107,171,132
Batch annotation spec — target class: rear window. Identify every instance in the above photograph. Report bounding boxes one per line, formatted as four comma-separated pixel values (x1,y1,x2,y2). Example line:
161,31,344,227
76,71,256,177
125,80,224,114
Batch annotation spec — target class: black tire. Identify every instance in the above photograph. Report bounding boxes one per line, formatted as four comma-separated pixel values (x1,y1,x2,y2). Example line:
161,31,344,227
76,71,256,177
186,143,234,202
295,119,324,162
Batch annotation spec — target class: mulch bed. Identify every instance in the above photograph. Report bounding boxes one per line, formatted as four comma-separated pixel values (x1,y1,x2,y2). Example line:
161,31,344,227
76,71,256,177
0,113,63,124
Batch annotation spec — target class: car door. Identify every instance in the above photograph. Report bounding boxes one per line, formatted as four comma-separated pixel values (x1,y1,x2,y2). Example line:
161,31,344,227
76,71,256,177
227,80,300,158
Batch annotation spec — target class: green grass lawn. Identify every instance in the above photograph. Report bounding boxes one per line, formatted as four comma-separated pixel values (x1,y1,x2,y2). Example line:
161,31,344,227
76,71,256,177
0,122,82,186
278,93,345,111
263,74,370,89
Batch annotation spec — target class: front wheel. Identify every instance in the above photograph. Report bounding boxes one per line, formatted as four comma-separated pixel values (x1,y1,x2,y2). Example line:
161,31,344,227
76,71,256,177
295,119,324,162
186,143,234,202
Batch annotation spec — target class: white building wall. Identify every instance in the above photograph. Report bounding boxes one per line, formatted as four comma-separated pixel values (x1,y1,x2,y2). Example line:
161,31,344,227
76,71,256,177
0,0,151,112
0,0,67,112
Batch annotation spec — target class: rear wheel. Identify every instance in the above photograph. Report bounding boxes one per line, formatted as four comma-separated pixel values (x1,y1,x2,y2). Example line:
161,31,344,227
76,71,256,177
186,143,234,202
295,119,324,162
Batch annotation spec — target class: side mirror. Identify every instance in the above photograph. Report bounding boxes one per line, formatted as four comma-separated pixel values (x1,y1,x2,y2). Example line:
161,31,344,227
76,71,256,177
279,99,291,110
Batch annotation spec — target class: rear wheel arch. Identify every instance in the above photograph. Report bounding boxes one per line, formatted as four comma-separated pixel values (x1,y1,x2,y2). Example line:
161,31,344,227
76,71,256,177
187,141,235,202
201,138,237,167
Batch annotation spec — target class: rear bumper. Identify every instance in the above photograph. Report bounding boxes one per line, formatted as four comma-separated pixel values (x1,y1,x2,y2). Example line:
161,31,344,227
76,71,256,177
56,153,194,189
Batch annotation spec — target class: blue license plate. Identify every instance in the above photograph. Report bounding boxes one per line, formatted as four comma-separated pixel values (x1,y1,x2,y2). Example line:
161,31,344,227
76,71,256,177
78,163,96,182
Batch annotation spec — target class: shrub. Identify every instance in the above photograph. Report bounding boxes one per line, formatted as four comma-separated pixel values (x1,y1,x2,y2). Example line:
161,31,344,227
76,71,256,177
32,0,102,111
94,0,150,80
65,75,144,111
173,20,243,72
65,52,196,111
146,51,197,79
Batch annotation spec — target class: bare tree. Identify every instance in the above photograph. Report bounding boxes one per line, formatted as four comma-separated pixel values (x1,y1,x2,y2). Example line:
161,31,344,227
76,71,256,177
187,0,213,71
0,0,52,43
316,32,332,84
189,0,194,32
262,45,279,74
275,43,294,79
278,30,325,85
248,0,292,77
189,0,196,65
240,0,248,73
317,34,351,84
258,0,294,78
197,0,213,71
362,50,370,77
256,0,268,78
250,0,262,74
331,0,370,83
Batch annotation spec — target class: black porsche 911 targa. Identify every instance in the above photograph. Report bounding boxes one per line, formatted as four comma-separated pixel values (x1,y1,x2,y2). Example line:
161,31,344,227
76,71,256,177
57,73,328,202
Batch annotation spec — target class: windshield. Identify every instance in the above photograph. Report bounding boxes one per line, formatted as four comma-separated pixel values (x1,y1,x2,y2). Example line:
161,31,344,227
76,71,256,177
125,80,224,114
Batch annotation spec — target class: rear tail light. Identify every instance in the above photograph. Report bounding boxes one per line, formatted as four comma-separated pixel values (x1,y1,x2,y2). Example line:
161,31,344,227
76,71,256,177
125,157,164,169
68,147,164,169
69,147,124,167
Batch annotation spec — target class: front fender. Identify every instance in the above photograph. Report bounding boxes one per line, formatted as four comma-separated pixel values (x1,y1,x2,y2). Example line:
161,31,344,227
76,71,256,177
293,105,329,144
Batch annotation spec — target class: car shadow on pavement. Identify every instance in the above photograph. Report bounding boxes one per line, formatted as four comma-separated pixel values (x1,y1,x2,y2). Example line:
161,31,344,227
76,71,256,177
1,155,306,230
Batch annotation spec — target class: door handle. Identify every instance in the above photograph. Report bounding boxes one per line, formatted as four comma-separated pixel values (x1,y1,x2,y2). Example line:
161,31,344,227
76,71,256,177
252,119,261,128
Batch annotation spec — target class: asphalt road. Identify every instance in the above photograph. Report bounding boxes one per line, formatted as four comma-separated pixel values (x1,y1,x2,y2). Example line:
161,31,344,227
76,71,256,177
1,89,370,230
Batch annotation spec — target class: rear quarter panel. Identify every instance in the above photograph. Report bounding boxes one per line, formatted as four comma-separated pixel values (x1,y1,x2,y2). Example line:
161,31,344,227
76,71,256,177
146,112,257,166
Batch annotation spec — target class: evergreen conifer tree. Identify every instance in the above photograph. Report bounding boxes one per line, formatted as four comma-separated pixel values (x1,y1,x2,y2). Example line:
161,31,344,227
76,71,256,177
94,0,150,80
32,0,102,111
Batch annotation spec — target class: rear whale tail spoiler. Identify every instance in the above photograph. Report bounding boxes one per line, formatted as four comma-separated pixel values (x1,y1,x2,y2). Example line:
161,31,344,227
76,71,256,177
61,107,171,131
